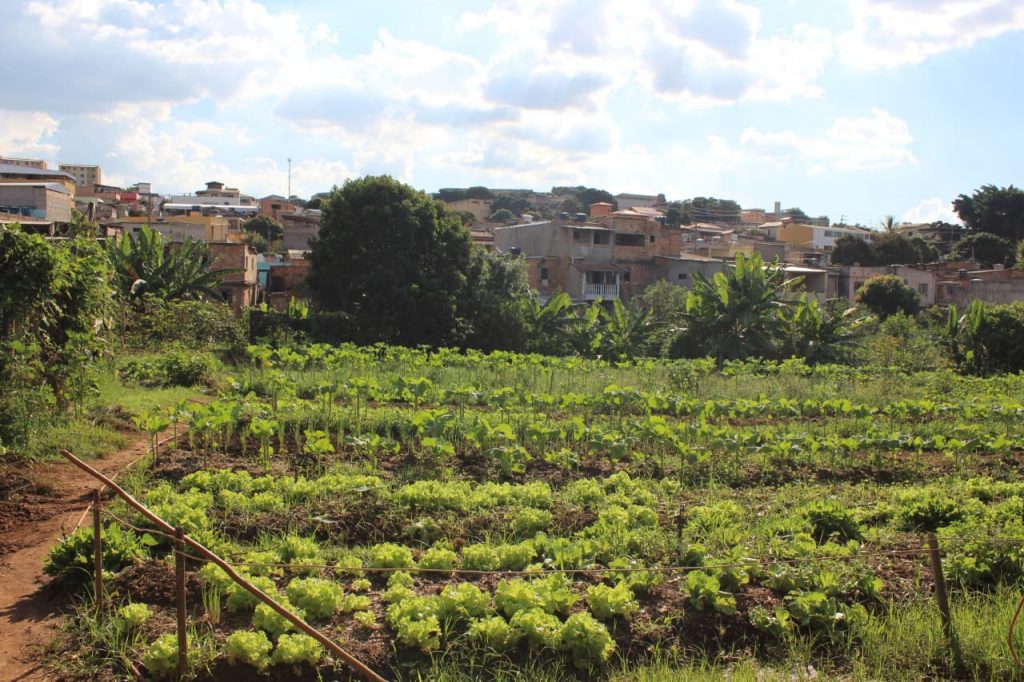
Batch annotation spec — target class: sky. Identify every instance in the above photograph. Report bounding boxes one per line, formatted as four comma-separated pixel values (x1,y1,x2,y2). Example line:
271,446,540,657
1,0,1022,226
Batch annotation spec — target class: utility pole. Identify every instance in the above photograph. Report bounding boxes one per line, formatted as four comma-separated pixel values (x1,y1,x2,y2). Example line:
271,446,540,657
287,157,292,200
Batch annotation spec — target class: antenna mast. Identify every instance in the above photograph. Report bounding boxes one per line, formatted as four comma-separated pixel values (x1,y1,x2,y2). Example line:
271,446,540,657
287,157,292,199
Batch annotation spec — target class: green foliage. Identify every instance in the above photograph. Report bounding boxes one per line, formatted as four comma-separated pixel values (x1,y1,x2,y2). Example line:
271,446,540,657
419,545,458,571
685,570,737,614
116,602,152,630
107,225,230,301
123,297,243,350
118,347,218,387
44,524,143,585
366,542,415,569
253,600,303,640
896,490,963,532
586,582,639,620
945,301,1024,375
243,215,284,244
307,175,475,347
459,249,533,352
468,615,520,651
855,275,920,319
669,253,793,366
271,633,323,667
142,633,179,679
224,630,273,671
953,184,1024,242
802,500,862,543
559,612,616,668
955,232,1015,267
285,577,343,620
438,582,491,622
830,235,875,266
510,608,562,650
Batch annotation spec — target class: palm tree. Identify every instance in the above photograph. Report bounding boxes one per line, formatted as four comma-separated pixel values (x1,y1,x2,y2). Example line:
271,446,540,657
106,225,233,301
784,296,870,365
879,215,897,233
595,298,652,361
521,290,574,354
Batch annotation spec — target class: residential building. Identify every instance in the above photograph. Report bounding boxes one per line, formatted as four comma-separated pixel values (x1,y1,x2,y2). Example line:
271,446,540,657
111,213,234,242
838,265,936,306
0,157,47,169
259,195,298,223
614,193,661,210
896,221,963,256
0,182,73,225
259,251,311,311
59,164,101,189
493,204,692,302
0,163,76,193
205,241,260,312
443,198,491,224
762,221,872,253
281,210,320,251
169,180,255,207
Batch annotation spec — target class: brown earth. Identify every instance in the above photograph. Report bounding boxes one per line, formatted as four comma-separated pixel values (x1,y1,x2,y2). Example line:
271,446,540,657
0,432,154,682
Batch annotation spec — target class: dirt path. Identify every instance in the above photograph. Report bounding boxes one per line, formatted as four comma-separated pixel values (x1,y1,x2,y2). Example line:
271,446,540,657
0,433,153,682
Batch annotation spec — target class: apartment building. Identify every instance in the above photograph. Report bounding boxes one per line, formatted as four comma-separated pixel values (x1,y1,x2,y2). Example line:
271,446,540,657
59,164,101,189
0,163,76,193
0,182,73,225
169,180,255,207
0,157,47,169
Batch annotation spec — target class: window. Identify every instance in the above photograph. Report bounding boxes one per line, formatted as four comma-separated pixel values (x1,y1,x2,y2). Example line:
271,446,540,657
677,272,688,280
593,231,610,245
622,270,631,282
540,267,549,286
650,234,656,243
918,283,929,296
615,233,644,247
573,229,583,241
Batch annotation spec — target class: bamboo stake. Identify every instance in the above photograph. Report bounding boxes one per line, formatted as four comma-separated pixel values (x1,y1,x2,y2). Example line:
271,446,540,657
59,449,388,682
175,527,188,681
92,490,103,617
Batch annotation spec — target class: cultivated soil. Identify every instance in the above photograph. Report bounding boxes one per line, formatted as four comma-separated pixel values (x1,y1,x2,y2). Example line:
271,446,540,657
0,433,152,682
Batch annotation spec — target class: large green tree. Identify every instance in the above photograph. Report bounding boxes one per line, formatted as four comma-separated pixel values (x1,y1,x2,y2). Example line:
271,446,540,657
953,185,1024,242
855,275,920,319
307,175,474,347
830,236,875,266
954,231,1015,268
243,215,284,243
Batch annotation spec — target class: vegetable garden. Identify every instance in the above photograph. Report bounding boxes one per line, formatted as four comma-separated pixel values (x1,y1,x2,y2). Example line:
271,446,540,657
49,343,1024,680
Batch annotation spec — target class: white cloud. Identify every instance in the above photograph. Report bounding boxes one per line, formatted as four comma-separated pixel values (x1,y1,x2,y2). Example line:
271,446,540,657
840,0,1024,68
0,110,60,159
903,197,961,224
718,108,917,174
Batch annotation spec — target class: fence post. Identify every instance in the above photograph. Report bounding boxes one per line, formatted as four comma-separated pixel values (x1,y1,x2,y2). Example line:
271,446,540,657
926,531,964,674
92,490,103,617
175,527,188,681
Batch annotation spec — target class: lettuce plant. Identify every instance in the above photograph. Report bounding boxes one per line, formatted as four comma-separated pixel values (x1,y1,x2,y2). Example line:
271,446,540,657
224,630,273,671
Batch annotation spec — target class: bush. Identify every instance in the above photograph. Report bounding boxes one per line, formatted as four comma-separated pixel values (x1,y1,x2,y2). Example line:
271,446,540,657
855,275,920,319
124,297,245,351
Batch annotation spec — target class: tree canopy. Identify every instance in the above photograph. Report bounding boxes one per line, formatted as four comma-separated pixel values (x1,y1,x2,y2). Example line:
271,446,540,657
683,197,741,224
954,231,1016,268
243,215,284,244
831,234,937,266
953,185,1024,242
552,186,616,211
308,175,514,348
856,275,920,319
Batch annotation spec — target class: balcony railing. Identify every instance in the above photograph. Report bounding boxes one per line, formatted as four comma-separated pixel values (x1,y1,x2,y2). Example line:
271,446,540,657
583,283,619,299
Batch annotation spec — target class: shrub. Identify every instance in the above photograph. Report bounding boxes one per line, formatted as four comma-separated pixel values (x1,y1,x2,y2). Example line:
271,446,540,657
118,347,218,387
224,630,273,671
855,275,920,319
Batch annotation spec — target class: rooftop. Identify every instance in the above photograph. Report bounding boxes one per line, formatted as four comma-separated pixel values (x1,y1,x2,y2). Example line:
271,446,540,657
0,164,75,180
0,181,72,195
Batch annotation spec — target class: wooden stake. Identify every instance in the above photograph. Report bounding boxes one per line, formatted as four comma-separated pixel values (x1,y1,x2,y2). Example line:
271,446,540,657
92,490,103,617
175,527,188,681
927,532,964,675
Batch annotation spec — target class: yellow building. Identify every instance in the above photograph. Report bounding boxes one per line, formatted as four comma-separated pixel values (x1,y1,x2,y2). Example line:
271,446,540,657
112,212,232,242
59,164,102,190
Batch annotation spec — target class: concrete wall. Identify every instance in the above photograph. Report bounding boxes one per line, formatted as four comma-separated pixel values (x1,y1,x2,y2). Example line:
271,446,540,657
281,213,320,251
842,266,936,306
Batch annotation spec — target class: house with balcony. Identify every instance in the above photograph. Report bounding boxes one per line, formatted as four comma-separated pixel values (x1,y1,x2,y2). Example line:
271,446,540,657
493,204,721,303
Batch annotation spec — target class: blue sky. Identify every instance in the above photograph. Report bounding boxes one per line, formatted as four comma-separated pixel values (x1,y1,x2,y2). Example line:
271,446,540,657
1,0,1021,226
